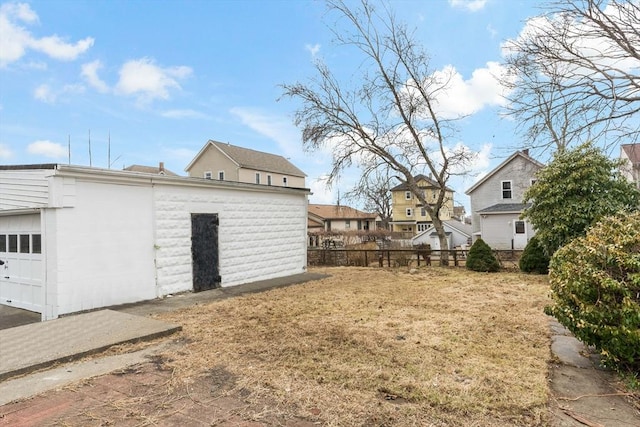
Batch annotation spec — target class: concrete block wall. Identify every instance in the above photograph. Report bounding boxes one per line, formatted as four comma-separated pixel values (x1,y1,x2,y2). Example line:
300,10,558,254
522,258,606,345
154,184,307,296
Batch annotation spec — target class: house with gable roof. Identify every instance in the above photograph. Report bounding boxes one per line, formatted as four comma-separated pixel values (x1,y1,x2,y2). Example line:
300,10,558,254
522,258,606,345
185,140,306,188
620,143,640,190
465,150,544,250
389,174,455,235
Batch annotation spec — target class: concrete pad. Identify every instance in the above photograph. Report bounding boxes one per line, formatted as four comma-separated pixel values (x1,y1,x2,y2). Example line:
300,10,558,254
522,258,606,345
551,334,593,369
0,304,40,330
0,309,180,381
0,341,173,405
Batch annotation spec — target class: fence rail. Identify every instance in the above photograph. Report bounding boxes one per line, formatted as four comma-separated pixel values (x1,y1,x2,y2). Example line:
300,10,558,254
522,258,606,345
307,248,523,268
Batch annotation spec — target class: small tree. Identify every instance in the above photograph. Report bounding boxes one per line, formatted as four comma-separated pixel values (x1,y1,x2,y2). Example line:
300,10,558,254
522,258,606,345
519,236,550,274
546,211,640,371
523,142,640,256
466,238,500,273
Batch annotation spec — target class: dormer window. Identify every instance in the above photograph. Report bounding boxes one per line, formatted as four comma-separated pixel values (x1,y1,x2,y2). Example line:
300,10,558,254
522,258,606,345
255,173,261,184
218,171,225,180
204,171,212,179
267,175,272,186
283,176,288,186
501,181,512,199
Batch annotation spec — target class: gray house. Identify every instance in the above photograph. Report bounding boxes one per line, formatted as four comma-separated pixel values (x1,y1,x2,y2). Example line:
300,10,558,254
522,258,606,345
465,150,543,250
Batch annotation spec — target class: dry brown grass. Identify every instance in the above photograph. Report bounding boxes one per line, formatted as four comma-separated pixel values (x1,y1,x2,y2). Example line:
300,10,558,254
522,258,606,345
156,267,552,426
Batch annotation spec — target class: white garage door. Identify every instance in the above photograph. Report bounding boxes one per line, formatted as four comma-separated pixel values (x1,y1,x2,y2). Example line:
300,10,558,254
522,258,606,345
0,214,43,313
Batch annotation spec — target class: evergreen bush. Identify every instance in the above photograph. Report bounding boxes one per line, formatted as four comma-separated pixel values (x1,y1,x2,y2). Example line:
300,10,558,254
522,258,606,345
546,211,640,371
466,238,500,272
519,236,550,274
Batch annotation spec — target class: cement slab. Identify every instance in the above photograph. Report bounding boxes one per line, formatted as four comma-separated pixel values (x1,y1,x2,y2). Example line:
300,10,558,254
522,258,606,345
0,309,180,381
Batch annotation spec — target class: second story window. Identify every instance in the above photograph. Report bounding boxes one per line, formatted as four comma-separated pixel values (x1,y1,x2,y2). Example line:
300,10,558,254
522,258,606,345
283,176,288,186
405,191,412,200
406,208,413,217
501,181,512,199
218,171,225,180
204,171,212,179
421,208,426,217
255,173,261,184
267,175,272,186
345,220,350,229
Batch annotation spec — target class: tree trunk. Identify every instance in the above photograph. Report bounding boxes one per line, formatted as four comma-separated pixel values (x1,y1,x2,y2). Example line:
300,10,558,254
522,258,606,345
431,216,449,266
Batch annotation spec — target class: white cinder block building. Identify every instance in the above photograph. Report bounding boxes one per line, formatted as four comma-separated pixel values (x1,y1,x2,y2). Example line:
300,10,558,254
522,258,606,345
0,164,309,320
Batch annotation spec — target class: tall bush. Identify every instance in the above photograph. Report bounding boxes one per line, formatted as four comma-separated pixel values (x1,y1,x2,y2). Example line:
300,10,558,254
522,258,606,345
466,238,500,272
519,236,550,274
546,211,640,370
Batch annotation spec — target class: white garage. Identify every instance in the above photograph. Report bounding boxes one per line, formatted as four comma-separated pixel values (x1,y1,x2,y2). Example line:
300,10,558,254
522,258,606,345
0,164,310,321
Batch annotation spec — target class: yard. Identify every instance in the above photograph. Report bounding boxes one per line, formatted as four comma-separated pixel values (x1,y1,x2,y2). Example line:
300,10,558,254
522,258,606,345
153,267,552,426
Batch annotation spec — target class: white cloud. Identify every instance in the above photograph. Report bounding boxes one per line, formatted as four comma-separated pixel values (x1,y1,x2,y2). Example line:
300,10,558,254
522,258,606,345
0,2,93,67
27,140,67,158
29,34,94,61
430,62,512,119
503,4,640,79
305,43,321,58
229,107,301,158
34,83,55,103
33,82,84,103
308,176,336,205
115,58,192,104
161,109,209,119
448,0,487,12
486,24,497,38
0,143,13,159
81,60,109,93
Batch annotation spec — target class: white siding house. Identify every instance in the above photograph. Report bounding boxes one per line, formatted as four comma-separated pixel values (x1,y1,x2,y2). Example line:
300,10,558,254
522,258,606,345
0,164,309,320
465,151,543,250
411,220,472,250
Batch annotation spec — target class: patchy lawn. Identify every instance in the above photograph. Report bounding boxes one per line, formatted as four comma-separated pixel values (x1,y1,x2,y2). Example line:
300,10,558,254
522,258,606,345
156,267,552,426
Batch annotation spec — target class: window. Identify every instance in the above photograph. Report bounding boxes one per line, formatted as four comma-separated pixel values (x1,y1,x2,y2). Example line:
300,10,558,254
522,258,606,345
19,235,30,253
283,177,288,186
255,173,261,184
417,223,429,232
406,208,413,217
204,171,212,179
421,208,426,217
405,191,412,200
218,171,225,180
267,175,272,186
0,234,5,252
8,235,17,253
32,234,42,254
515,221,525,234
530,178,537,186
345,220,351,229
501,181,512,199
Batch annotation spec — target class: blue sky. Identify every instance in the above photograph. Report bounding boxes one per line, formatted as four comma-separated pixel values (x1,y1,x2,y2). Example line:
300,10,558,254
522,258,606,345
0,0,543,210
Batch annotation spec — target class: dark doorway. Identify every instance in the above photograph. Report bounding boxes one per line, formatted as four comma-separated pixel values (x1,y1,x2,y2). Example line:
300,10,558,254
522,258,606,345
191,213,221,292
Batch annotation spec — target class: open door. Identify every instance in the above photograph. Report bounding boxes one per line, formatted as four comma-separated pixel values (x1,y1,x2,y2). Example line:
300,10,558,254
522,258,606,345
191,213,221,291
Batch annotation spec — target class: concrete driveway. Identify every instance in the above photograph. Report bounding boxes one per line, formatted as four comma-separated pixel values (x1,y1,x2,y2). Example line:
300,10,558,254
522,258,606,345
0,305,40,330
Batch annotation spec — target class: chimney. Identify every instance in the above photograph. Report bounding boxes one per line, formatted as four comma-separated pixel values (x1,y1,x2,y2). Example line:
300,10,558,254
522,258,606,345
159,162,165,175
522,149,529,156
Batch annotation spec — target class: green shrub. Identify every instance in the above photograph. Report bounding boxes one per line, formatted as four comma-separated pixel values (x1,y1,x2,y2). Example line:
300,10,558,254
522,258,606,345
519,236,550,274
546,211,640,371
466,238,500,272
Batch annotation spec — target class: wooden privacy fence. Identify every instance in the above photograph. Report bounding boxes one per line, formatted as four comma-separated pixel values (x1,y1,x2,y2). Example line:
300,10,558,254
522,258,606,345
307,248,523,269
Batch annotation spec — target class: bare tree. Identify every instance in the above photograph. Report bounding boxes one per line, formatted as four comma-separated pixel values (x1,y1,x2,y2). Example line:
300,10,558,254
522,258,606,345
281,0,476,264
343,165,394,230
502,0,640,153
